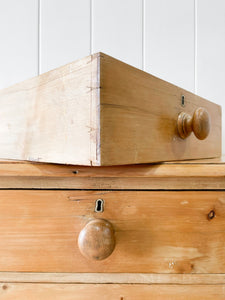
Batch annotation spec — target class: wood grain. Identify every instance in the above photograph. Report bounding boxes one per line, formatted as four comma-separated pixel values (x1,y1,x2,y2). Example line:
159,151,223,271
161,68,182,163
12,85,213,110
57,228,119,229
0,190,225,273
0,159,224,189
0,283,225,299
0,53,100,166
177,107,211,139
1,272,225,284
100,53,221,165
0,52,221,166
78,219,115,260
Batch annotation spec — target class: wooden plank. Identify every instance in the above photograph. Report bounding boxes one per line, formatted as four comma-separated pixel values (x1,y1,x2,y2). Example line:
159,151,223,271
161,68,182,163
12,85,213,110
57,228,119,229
92,0,142,69
99,53,221,165
0,0,38,89
0,53,221,166
196,0,225,155
144,0,195,92
0,160,224,189
40,0,90,73
0,53,100,166
0,190,225,273
0,283,225,299
1,272,225,285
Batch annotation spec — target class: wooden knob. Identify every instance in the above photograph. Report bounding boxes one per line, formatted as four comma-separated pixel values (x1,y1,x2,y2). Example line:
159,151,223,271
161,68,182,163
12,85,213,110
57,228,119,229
177,107,210,140
78,219,115,260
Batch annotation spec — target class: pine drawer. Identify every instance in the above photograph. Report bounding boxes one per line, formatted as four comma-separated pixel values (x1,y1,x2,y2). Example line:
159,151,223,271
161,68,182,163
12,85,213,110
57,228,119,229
0,190,225,273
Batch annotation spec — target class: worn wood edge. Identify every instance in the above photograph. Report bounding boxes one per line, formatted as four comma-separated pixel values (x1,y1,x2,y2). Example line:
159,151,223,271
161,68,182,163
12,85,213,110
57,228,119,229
0,177,224,189
165,156,225,164
0,158,224,189
0,161,224,177
0,273,225,285
0,156,224,164
90,53,101,166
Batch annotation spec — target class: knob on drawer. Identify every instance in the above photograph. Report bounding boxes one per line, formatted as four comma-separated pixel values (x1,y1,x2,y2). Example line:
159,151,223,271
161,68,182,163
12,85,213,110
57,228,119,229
177,107,211,140
78,219,115,260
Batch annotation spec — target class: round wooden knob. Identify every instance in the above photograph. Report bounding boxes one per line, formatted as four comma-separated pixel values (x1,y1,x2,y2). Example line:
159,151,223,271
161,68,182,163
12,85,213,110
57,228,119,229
78,219,115,260
177,107,210,140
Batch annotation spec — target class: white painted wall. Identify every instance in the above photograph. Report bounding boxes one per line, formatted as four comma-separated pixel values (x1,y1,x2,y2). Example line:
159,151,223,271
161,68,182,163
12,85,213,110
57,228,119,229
0,0,224,154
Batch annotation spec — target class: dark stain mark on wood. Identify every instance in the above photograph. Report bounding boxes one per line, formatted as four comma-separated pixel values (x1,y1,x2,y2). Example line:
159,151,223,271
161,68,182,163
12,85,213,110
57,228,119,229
208,210,215,220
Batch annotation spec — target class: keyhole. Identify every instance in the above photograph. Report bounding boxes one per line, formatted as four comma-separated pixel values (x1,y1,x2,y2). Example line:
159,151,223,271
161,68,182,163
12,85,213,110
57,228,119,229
95,199,104,212
181,95,185,106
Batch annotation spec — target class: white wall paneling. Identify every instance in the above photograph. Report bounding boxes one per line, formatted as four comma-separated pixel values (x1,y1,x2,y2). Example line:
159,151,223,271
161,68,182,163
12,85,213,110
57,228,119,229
196,0,225,153
92,0,143,69
40,0,90,73
144,0,195,92
0,0,38,89
0,0,224,154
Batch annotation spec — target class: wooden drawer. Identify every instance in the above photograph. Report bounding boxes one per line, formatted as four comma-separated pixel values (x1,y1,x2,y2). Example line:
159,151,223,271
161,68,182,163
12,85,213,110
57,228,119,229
0,53,221,166
0,190,225,273
0,283,225,300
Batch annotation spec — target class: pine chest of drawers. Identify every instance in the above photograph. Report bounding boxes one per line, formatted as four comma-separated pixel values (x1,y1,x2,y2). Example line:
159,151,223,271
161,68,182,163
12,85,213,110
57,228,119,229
0,158,225,299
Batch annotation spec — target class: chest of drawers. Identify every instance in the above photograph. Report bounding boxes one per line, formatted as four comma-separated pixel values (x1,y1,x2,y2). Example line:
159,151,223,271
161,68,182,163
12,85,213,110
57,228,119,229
0,158,225,299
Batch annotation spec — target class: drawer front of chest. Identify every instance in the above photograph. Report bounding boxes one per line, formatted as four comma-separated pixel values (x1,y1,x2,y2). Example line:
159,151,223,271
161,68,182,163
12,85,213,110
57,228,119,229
0,190,224,273
1,283,225,299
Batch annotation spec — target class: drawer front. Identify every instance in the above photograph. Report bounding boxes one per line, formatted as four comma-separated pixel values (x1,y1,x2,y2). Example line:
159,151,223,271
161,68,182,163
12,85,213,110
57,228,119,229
0,190,225,273
0,283,225,300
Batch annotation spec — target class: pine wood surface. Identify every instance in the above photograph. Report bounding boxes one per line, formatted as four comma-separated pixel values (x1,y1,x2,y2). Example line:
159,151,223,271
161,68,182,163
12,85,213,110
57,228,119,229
0,53,221,166
99,53,221,165
1,272,225,284
0,283,225,299
0,190,224,273
0,159,224,294
0,53,100,166
0,158,224,189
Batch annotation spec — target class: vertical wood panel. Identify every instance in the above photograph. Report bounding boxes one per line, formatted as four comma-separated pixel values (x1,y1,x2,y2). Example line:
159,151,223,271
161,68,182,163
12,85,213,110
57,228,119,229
0,0,38,89
144,0,195,91
40,0,90,73
92,0,142,69
196,0,225,154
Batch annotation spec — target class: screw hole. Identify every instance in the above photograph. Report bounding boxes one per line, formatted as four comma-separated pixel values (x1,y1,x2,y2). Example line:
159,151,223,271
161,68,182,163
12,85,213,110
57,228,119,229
72,170,79,174
95,199,104,212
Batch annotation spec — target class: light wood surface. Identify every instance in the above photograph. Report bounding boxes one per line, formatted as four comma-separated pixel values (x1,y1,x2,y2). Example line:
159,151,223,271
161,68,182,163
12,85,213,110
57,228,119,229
0,53,221,166
0,283,224,299
0,158,224,189
0,53,100,166
99,53,221,165
1,272,225,284
0,190,225,273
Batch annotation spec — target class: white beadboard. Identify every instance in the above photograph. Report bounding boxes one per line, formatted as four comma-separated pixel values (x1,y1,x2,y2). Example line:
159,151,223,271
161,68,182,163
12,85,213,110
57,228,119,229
40,0,90,73
92,0,142,69
144,0,195,92
0,0,38,89
0,0,224,154
196,0,225,154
